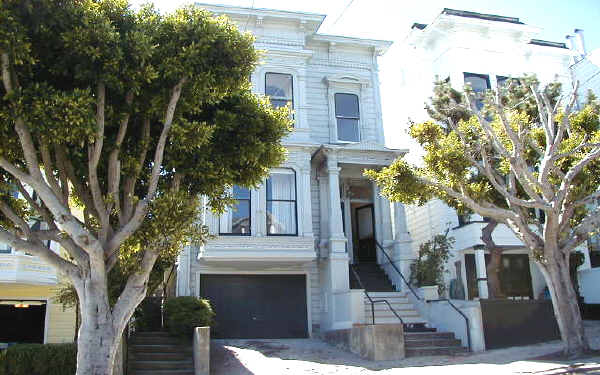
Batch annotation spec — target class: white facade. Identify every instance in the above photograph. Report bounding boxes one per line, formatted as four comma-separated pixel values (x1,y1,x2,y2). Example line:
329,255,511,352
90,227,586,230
399,9,575,301
175,4,414,336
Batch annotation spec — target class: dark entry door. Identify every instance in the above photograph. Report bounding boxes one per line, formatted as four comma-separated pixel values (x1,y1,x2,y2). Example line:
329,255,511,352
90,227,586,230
465,254,534,299
199,274,308,339
0,303,46,343
356,204,376,262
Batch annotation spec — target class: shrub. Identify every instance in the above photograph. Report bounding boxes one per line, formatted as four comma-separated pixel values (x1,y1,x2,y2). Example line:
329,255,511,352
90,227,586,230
410,234,453,295
164,297,214,338
0,343,76,375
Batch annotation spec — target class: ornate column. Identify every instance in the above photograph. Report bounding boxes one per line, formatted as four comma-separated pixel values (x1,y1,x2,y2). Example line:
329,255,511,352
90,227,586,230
299,156,313,238
475,247,489,299
327,155,346,253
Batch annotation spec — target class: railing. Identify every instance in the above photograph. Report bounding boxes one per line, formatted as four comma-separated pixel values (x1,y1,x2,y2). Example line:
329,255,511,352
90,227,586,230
375,241,421,300
375,241,471,352
349,265,404,325
427,299,471,352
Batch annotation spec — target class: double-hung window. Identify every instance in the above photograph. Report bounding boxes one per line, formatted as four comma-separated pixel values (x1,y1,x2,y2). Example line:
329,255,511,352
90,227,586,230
463,73,490,111
219,186,251,235
335,93,360,142
266,169,297,236
265,72,293,110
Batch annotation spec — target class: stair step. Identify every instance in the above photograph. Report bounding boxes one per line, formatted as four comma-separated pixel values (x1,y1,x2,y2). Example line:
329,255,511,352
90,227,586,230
369,316,426,324
133,331,171,337
130,336,189,345
364,304,414,311
130,344,193,353
404,338,462,348
129,371,194,375
404,332,454,340
129,360,193,370
130,352,190,361
405,346,469,357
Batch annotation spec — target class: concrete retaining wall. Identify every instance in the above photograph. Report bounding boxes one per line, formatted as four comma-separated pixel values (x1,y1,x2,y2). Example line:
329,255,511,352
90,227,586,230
193,327,210,375
323,324,405,361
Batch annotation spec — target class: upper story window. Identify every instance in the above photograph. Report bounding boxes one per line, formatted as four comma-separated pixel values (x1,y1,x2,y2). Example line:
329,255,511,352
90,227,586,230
335,93,360,142
266,169,297,236
265,73,293,110
219,186,251,236
463,73,490,111
0,242,11,254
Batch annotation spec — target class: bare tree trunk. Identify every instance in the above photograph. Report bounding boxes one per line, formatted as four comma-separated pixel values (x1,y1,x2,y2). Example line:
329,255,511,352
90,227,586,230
481,219,505,299
539,248,589,357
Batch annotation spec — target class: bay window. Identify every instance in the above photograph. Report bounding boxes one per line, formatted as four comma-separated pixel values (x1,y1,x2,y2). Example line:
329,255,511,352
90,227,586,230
335,93,360,142
266,169,297,236
219,186,251,235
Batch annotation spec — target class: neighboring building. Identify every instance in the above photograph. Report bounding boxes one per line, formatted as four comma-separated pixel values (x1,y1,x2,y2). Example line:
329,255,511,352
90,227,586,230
0,198,76,345
399,9,577,301
176,4,420,339
567,31,600,309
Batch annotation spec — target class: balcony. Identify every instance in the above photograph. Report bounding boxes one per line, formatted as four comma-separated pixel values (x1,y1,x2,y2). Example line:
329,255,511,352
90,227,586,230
198,235,316,265
0,253,58,285
450,221,524,251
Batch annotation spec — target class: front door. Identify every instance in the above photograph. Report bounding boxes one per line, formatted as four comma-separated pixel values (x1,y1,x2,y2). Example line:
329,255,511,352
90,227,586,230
356,204,376,262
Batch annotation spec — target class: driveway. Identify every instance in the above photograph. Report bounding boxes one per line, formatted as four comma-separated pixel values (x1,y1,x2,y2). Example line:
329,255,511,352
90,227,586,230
211,321,600,374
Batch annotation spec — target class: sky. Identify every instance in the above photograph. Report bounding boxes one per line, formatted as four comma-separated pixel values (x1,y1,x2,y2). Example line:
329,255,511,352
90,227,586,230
129,0,600,151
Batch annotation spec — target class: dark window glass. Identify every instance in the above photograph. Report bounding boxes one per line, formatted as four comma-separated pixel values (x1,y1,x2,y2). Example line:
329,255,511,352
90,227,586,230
496,75,510,87
464,73,490,111
220,186,251,235
266,170,297,235
265,73,293,109
0,243,11,254
335,93,360,142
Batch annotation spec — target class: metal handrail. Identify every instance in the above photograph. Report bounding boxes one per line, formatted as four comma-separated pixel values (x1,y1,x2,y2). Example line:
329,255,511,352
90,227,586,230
349,265,404,325
375,241,421,300
374,241,471,351
427,299,471,352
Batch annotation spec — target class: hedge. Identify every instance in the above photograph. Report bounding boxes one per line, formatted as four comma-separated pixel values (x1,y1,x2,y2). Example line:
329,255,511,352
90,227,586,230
164,296,215,338
0,343,76,375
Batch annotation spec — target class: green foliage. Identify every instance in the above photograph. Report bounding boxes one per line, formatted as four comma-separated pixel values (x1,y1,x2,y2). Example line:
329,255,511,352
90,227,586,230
164,297,215,338
0,343,76,375
410,234,453,295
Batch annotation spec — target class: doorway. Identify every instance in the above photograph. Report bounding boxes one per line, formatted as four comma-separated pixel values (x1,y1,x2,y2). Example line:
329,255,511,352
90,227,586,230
355,204,376,263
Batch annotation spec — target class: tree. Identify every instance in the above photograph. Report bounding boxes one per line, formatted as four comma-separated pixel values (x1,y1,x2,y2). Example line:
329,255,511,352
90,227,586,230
0,1,290,374
366,76,600,356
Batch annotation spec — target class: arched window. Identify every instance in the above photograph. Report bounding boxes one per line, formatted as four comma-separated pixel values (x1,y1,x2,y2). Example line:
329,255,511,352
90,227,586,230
266,169,297,236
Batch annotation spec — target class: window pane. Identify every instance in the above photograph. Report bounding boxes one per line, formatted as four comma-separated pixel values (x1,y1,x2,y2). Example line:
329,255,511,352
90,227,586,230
0,243,11,254
464,73,490,93
337,118,359,142
220,200,250,234
267,172,295,200
496,76,509,87
270,99,292,109
265,73,293,100
335,93,359,117
233,185,250,200
267,201,296,235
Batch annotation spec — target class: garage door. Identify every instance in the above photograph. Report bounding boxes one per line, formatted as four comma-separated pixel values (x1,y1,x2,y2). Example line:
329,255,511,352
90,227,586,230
200,274,308,339
0,303,46,343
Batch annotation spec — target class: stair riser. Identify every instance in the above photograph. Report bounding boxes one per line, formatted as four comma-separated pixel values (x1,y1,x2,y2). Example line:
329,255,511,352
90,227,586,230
406,347,468,357
130,338,187,345
133,331,171,337
130,352,189,361
404,339,462,348
130,345,192,353
404,332,454,340
129,372,193,375
129,361,193,370
367,317,426,324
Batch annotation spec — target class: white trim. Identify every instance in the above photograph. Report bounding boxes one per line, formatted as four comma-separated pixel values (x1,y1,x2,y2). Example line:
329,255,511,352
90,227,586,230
195,270,313,337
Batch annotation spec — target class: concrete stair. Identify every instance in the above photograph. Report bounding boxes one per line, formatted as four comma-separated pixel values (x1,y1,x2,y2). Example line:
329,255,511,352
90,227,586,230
128,332,194,375
404,331,468,357
363,292,426,325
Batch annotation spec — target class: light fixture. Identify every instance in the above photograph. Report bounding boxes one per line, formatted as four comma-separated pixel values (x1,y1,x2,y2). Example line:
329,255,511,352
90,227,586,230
14,303,30,308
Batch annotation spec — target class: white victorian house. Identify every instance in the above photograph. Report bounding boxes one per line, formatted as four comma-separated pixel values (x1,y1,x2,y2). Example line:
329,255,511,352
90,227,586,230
399,9,596,303
175,4,420,340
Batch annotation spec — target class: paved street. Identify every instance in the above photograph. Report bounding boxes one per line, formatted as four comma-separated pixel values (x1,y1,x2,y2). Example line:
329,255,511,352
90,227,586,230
211,320,600,374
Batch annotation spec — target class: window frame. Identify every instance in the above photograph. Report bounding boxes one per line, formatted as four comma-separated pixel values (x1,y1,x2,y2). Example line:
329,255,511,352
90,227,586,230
334,92,361,143
266,168,298,237
219,185,252,236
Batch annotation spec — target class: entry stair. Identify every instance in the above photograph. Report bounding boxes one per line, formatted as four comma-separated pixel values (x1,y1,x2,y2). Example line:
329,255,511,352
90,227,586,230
351,262,468,356
128,331,194,375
